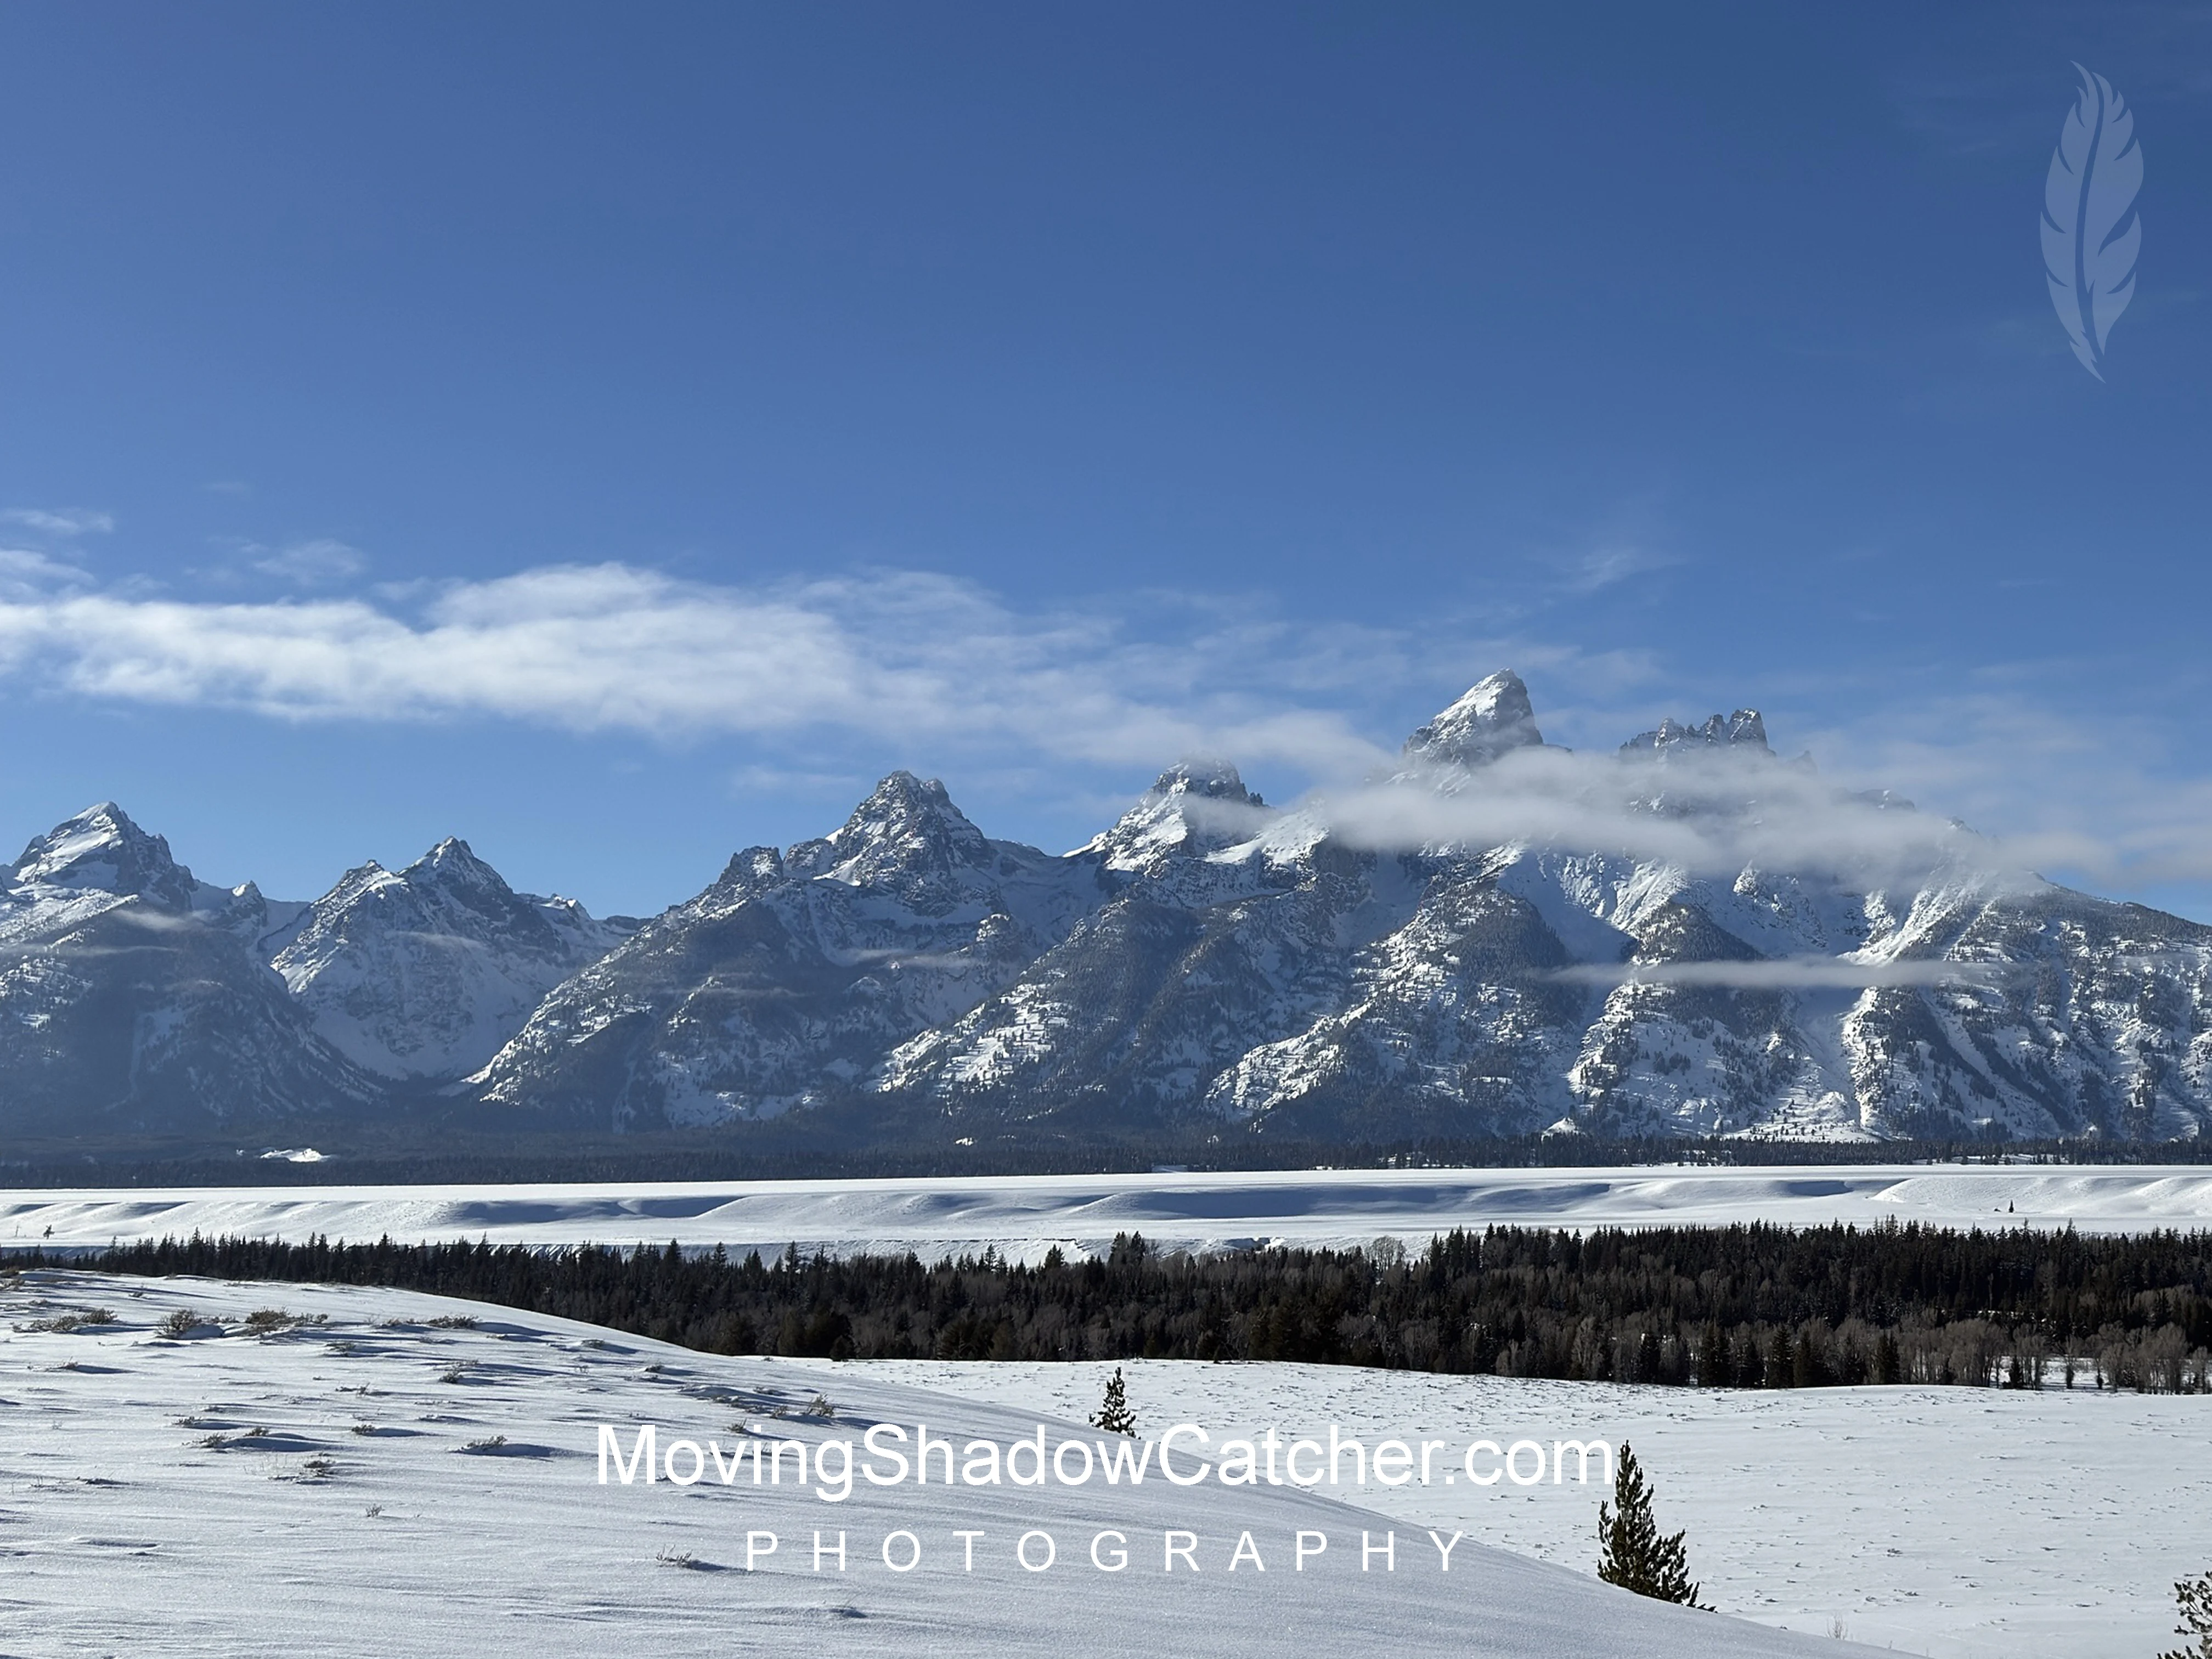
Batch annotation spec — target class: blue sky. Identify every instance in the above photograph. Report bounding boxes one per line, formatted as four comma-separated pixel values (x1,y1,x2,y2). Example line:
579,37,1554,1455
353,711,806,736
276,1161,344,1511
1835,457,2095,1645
2,3,2208,919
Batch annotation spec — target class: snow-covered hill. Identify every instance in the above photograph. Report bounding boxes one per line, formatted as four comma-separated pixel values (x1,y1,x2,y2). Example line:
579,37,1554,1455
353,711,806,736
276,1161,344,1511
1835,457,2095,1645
0,1266,1889,1658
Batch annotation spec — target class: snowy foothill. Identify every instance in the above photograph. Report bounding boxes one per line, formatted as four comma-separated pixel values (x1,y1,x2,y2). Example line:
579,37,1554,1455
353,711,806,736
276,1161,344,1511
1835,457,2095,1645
6,1164,2211,1261
0,1268,1869,1658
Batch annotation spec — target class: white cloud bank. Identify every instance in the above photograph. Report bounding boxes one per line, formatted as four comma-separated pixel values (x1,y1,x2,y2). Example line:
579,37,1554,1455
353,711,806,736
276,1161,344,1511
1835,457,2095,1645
0,563,1404,774
1,558,2208,902
1314,743,2100,890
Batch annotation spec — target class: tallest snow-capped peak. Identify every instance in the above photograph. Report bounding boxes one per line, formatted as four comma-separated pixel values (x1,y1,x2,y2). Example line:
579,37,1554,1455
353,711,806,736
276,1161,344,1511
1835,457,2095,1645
1403,672,1545,766
5,802,200,909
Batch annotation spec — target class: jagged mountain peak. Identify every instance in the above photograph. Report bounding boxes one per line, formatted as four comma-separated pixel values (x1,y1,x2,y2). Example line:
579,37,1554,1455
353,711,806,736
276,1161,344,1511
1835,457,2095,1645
1148,760,1254,803
7,800,199,909
786,771,995,883
1404,672,1545,766
715,845,787,895
403,836,514,893
852,770,975,830
1621,709,1771,757
1081,759,1271,873
266,835,628,1082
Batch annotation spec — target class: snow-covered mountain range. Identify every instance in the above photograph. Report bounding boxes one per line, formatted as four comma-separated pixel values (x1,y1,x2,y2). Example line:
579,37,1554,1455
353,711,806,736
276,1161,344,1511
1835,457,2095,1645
5,673,2210,1147
0,806,627,1137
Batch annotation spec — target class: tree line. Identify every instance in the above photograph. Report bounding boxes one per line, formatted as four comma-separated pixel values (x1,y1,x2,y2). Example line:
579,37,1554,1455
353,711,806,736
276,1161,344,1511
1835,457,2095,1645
27,1218,2212,1393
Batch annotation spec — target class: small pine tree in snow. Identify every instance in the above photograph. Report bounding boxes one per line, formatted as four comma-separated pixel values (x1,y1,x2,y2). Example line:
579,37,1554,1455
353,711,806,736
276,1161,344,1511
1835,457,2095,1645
1596,1442,1703,1607
1090,1366,1136,1435
2160,1570,2212,1659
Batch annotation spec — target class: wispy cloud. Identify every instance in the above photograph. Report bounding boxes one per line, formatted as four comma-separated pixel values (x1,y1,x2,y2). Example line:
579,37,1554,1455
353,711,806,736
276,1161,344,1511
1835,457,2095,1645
1313,743,2087,891
0,548,92,600
2,508,114,537
252,538,368,587
1552,957,2001,990
0,561,1419,775
1561,543,1675,594
1794,686,2212,896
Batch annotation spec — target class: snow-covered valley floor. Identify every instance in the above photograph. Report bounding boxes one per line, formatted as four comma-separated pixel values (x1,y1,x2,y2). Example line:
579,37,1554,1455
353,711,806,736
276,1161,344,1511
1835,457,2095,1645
0,1270,1878,1659
7,1163,2211,1261
821,1358,2208,1659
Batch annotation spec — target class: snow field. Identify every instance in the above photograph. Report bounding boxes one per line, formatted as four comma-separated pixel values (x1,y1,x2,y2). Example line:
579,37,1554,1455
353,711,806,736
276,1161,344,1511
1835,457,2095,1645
823,1357,2209,1659
7,1163,2211,1262
1,1269,1870,1659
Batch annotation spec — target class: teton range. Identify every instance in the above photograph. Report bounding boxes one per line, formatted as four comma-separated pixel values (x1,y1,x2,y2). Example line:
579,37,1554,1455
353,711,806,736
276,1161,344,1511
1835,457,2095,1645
4,673,2208,1147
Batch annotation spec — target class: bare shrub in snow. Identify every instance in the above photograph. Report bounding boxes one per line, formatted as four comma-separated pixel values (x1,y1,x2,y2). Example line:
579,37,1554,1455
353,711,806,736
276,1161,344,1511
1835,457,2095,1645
31,1307,115,1333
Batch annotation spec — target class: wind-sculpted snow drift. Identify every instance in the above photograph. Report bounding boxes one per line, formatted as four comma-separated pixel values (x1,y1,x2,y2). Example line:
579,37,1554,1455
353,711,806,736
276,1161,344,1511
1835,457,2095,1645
4,673,2211,1144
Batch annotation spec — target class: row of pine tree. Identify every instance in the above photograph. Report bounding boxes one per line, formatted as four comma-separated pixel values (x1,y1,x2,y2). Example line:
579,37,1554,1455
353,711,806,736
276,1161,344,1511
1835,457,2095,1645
31,1218,2210,1391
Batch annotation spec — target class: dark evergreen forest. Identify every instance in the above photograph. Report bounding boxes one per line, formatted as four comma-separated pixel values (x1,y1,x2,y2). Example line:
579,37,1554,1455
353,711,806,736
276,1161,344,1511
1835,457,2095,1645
30,1220,2212,1393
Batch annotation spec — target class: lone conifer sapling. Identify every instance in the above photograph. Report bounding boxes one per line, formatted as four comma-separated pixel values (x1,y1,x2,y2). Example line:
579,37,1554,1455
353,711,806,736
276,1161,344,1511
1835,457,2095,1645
1091,1366,1136,1436
1596,1442,1703,1607
2160,1569,2212,1659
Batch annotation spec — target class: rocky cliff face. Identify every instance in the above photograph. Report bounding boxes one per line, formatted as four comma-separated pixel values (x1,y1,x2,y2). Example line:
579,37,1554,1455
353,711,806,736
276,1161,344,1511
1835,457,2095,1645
262,838,633,1082
467,772,1109,1129
0,806,375,1133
